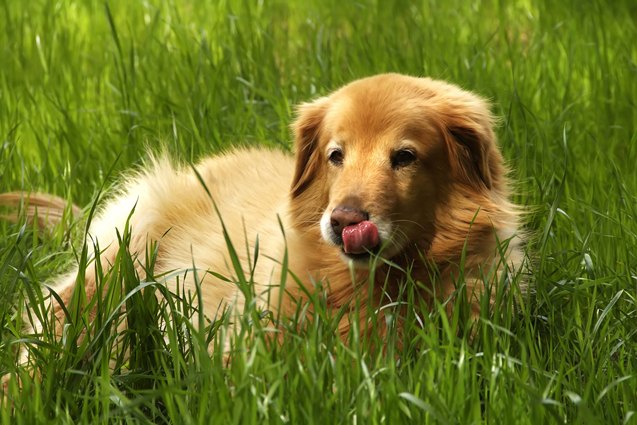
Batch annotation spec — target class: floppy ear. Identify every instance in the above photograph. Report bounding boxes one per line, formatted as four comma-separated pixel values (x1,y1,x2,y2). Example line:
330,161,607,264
290,97,330,198
440,95,502,191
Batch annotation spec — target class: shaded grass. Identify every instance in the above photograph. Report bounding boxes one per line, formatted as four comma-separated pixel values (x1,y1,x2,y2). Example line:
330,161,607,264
1,0,636,423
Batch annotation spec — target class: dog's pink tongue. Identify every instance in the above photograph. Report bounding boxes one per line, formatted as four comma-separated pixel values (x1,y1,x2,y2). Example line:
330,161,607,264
342,221,380,254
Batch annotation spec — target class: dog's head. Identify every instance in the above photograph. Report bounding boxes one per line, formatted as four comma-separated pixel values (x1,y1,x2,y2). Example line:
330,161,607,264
290,73,505,265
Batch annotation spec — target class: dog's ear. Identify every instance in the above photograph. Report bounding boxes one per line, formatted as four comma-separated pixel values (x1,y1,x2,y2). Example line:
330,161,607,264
290,96,330,198
440,94,503,191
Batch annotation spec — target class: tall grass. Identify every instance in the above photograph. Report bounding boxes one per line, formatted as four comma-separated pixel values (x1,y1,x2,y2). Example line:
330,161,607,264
1,0,636,423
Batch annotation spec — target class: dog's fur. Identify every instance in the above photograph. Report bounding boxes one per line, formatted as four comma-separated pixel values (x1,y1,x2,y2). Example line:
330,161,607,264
7,73,524,351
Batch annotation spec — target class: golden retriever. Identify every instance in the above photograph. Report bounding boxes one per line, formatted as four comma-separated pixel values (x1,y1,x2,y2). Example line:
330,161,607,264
4,73,523,354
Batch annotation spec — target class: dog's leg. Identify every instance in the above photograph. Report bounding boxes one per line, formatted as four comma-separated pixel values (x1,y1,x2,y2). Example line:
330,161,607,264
14,188,158,375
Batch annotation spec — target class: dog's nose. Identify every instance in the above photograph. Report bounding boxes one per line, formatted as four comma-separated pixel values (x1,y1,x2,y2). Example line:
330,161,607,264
330,206,369,235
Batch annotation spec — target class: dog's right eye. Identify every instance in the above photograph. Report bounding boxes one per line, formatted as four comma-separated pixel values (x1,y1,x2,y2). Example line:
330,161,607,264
328,148,344,166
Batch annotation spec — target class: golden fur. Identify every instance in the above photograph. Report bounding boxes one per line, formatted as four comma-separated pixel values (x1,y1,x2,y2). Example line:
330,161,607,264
7,73,524,350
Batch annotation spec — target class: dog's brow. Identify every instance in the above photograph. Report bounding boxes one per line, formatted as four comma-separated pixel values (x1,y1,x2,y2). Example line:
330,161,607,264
327,139,343,150
397,139,419,151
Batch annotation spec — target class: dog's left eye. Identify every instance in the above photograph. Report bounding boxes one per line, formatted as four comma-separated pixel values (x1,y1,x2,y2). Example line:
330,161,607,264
391,149,417,169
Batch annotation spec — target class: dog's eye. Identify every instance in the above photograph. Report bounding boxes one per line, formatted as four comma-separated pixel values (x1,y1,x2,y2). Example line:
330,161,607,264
391,149,417,169
328,148,344,166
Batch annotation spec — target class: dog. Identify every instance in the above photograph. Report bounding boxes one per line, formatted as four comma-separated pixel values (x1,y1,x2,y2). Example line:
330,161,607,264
3,73,524,356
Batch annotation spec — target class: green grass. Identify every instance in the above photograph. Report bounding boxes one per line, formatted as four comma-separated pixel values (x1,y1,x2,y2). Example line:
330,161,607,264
1,0,636,423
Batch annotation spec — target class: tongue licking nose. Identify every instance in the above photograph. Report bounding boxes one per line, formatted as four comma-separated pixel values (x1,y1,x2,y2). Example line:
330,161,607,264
341,221,380,254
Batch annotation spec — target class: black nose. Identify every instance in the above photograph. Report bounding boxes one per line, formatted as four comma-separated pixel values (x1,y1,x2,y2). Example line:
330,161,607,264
330,206,369,235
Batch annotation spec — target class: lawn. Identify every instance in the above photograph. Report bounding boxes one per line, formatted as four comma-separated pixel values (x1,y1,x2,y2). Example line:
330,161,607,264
1,0,636,423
